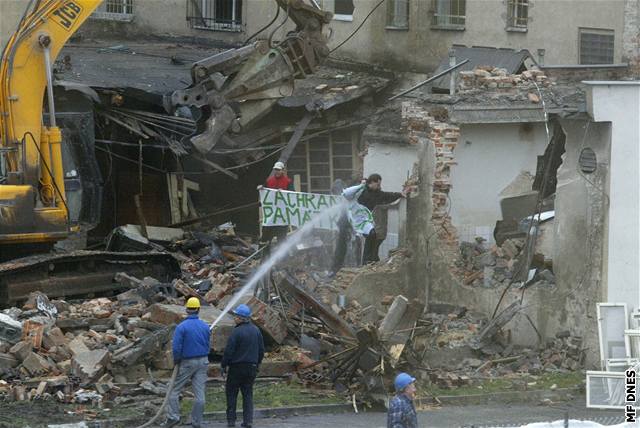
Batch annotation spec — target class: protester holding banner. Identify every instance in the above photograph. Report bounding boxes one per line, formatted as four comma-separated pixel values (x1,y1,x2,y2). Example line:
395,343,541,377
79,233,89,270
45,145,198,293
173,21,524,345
358,174,407,264
265,161,294,191
330,174,407,272
259,161,294,255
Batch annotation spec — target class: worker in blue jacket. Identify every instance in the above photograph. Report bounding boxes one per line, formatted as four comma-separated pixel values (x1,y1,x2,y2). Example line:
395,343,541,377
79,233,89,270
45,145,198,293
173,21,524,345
222,304,265,428
164,297,210,428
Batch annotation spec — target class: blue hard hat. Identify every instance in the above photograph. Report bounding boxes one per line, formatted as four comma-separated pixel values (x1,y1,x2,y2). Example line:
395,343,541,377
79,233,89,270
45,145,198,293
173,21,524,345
394,372,416,391
232,304,252,318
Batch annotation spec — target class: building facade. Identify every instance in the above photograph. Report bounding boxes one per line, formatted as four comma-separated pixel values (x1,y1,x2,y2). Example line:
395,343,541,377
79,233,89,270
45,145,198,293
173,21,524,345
42,0,629,72
1,1,632,74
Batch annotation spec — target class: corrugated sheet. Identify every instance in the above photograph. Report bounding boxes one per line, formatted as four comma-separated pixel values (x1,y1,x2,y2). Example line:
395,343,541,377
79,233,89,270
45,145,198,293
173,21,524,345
432,45,535,92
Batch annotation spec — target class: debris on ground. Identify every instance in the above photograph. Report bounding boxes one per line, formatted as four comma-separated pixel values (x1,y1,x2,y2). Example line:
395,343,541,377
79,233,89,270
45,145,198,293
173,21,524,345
0,221,581,413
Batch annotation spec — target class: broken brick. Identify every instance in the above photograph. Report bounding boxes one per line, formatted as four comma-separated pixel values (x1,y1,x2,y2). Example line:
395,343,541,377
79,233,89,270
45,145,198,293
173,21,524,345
72,349,110,382
238,295,287,344
21,320,45,349
10,341,33,362
22,352,55,376
0,352,18,369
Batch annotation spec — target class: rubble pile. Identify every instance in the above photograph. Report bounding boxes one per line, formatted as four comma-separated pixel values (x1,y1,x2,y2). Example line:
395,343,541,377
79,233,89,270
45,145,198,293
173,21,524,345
458,66,552,93
0,222,573,412
0,224,259,407
454,237,555,289
405,308,585,390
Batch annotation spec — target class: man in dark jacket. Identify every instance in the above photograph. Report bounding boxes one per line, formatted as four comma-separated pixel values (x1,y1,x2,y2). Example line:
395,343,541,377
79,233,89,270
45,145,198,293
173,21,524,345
357,174,406,264
222,304,265,428
165,297,210,428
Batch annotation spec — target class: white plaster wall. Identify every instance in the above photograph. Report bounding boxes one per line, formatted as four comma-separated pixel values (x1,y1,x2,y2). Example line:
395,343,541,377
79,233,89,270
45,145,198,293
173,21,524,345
586,81,640,312
363,143,418,258
450,123,548,243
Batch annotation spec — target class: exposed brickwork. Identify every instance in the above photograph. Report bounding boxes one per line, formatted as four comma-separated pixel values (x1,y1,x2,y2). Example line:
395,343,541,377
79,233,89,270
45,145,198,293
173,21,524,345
401,102,460,265
402,102,459,221
458,67,551,91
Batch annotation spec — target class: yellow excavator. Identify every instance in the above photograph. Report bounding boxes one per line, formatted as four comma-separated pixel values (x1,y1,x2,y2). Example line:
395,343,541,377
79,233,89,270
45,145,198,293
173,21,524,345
0,0,104,249
0,0,331,304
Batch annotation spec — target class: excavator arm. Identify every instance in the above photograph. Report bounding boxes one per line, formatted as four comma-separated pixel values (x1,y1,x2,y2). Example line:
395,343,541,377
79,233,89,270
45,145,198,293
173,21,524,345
0,0,103,243
170,0,332,155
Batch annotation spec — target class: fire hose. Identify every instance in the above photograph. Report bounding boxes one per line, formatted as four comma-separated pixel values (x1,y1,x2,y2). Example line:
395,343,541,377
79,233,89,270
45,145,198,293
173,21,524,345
134,363,180,428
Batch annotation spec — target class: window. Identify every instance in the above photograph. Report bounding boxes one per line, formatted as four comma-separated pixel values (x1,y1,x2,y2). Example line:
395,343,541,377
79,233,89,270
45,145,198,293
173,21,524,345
187,0,243,32
431,0,465,29
507,0,529,30
387,0,409,29
334,0,355,20
92,0,134,21
287,130,358,194
318,0,354,21
579,28,614,64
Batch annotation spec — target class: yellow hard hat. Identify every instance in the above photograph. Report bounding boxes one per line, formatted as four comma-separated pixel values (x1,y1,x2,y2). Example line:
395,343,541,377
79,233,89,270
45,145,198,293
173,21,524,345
186,297,201,309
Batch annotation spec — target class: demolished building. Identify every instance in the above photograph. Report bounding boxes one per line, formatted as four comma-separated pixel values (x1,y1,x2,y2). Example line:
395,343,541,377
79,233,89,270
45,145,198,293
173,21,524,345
358,61,639,370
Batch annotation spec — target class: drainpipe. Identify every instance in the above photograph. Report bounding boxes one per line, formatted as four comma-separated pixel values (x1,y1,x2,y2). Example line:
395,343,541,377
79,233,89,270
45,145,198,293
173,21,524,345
449,48,456,95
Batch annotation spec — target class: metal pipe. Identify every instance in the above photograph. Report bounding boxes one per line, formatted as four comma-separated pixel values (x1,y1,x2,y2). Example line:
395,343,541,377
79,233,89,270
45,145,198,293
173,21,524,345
41,39,56,128
388,58,470,101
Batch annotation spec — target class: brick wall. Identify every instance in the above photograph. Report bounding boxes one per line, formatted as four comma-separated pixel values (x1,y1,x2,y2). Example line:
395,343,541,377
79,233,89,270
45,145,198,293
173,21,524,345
401,102,460,263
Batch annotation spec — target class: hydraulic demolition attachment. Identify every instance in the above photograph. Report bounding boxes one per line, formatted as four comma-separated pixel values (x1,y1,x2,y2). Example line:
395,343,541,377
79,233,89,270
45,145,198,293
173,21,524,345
169,0,333,155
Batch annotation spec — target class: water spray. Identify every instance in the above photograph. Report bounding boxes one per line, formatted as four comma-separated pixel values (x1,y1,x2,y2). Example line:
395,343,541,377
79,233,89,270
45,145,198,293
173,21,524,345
137,201,348,427
209,199,348,331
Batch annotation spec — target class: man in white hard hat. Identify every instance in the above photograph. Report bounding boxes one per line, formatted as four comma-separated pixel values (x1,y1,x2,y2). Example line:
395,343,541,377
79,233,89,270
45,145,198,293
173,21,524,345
259,161,294,254
266,161,294,191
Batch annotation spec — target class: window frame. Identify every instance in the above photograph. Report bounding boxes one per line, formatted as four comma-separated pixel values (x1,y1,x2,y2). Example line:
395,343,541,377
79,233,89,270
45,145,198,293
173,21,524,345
317,0,354,22
506,0,529,32
431,0,466,31
91,0,134,22
187,0,244,33
386,0,410,30
286,129,359,194
579,27,615,65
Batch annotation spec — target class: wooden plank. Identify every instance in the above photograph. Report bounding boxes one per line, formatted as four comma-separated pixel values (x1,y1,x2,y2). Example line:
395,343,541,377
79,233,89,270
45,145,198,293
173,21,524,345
182,178,200,218
383,298,424,367
167,173,181,224
275,271,356,339
378,295,408,340
279,112,315,165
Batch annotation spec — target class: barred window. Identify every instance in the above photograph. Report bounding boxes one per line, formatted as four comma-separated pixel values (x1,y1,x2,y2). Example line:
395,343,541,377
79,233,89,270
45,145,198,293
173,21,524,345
187,0,243,32
507,0,529,29
387,0,409,29
92,0,134,21
579,28,614,64
432,0,465,29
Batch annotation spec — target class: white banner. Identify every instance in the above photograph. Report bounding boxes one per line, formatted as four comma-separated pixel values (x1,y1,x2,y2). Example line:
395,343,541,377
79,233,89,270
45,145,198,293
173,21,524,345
259,188,374,234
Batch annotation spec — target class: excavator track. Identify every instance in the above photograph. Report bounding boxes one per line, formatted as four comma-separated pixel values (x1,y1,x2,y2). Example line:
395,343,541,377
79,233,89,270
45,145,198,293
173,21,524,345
0,250,180,306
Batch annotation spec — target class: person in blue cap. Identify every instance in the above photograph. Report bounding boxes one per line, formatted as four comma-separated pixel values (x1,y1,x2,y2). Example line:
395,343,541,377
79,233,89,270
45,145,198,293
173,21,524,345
222,304,265,428
387,372,418,428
